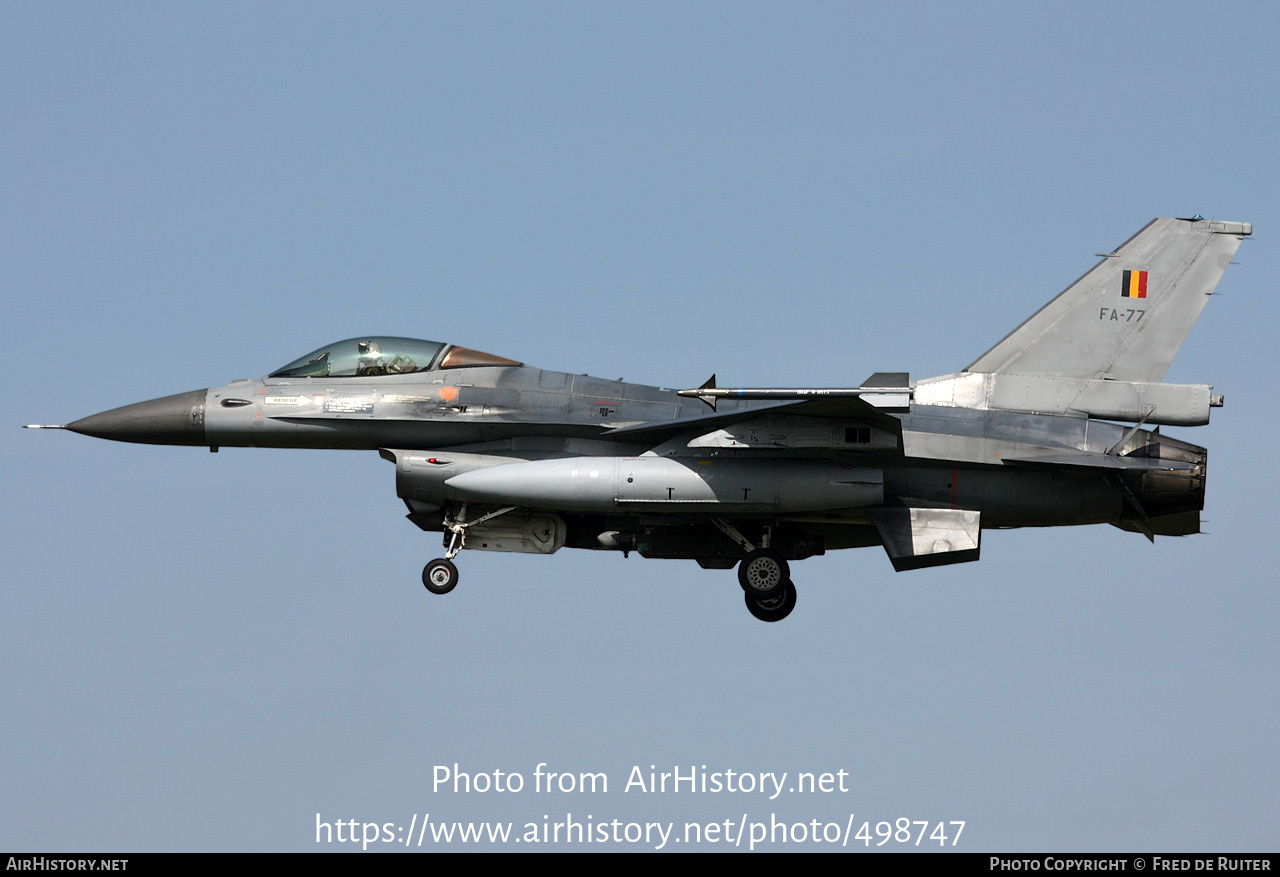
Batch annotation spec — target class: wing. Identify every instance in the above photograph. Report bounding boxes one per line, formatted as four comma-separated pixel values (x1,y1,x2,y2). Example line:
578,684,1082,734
598,396,903,449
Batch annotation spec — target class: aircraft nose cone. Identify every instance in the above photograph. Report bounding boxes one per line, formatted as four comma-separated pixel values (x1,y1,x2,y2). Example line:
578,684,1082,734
67,389,208,445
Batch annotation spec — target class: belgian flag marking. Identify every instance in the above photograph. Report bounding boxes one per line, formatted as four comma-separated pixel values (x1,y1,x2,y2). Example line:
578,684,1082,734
1122,269,1148,298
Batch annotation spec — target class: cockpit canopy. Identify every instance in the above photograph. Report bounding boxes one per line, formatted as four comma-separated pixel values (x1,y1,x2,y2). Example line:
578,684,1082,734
269,337,522,378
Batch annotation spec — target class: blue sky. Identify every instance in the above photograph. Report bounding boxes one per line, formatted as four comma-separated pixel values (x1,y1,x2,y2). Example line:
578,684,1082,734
3,2,1277,851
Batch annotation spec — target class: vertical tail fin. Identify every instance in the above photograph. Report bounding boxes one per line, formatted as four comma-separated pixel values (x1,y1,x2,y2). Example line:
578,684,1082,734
966,217,1250,382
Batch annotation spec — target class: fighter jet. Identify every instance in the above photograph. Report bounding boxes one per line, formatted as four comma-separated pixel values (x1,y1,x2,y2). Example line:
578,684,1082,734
28,217,1250,621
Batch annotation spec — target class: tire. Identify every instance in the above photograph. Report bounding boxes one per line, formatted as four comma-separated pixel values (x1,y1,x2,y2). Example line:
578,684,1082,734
737,548,789,599
744,581,797,623
422,558,459,594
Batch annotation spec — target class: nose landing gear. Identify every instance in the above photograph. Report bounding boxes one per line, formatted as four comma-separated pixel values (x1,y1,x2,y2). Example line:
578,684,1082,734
420,504,515,596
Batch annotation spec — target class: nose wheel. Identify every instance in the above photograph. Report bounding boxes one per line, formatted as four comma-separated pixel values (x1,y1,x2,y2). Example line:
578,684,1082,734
422,558,459,594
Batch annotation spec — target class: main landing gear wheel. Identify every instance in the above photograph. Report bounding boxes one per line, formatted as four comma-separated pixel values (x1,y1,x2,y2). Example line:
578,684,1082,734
737,548,789,600
745,581,797,623
422,558,459,595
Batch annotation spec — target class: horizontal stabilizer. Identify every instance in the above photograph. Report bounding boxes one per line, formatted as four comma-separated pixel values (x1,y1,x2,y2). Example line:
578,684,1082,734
1001,452,1200,472
872,506,981,572
1112,510,1201,537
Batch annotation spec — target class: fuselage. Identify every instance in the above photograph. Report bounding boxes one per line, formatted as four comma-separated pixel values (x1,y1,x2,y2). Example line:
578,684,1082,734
65,361,1206,541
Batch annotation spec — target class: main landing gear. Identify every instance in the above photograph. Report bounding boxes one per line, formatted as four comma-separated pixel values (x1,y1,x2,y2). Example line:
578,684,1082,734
744,581,798,623
420,504,515,597
714,519,798,623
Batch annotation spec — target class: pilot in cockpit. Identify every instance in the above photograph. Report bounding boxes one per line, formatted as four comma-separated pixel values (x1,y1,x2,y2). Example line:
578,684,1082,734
355,340,386,376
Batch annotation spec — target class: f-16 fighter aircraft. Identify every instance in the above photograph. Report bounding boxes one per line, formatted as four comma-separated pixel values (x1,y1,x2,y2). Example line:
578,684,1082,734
29,217,1250,622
